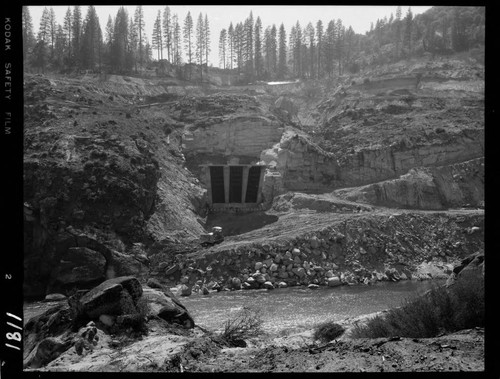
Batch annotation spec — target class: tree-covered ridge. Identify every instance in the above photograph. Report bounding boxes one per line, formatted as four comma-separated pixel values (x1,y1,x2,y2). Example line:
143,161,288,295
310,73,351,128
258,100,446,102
23,6,485,81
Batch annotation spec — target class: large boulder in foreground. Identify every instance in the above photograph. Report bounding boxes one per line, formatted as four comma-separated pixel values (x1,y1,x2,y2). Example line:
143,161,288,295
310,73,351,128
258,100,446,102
142,288,194,329
23,303,73,368
76,276,143,320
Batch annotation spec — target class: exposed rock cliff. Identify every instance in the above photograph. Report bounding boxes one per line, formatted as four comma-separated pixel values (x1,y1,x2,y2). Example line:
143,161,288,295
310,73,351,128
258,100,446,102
23,75,207,298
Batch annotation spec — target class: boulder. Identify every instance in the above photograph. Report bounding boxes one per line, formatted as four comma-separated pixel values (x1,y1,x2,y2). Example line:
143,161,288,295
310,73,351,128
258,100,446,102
262,281,275,290
245,277,259,289
278,282,288,288
78,276,143,319
202,286,210,295
254,274,266,284
327,276,342,287
142,287,194,328
23,303,73,367
385,268,401,282
308,284,320,290
179,284,192,297
231,277,242,290
255,262,263,270
270,263,278,272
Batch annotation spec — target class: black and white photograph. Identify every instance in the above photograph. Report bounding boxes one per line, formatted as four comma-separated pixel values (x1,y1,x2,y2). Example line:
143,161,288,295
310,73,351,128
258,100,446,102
4,4,489,374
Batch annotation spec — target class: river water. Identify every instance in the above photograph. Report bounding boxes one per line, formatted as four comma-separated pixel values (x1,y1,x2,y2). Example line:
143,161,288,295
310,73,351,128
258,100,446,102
180,280,443,335
24,280,442,335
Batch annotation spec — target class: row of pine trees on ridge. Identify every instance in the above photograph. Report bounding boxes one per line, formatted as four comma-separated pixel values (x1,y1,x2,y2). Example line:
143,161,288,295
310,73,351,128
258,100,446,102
22,6,485,82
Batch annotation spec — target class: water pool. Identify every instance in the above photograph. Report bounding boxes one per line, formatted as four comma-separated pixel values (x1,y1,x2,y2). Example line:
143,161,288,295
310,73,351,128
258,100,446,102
180,280,443,334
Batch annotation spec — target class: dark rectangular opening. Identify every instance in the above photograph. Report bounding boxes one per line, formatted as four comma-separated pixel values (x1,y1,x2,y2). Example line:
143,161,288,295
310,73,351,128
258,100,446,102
245,166,261,203
229,166,243,203
210,166,225,203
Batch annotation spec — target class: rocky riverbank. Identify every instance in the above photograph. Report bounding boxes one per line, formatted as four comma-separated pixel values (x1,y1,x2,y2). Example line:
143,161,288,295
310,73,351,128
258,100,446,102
148,209,483,294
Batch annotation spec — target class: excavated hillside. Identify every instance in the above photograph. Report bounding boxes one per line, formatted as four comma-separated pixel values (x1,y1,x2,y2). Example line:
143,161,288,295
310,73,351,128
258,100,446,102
148,55,484,290
23,74,210,297
254,58,484,209
23,53,484,299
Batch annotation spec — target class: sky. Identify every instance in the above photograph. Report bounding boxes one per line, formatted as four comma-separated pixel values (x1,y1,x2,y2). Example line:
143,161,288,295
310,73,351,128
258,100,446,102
27,5,432,67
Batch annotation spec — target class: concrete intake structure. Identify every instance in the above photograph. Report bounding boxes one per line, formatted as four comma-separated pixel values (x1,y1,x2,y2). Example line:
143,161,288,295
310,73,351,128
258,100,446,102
200,164,266,209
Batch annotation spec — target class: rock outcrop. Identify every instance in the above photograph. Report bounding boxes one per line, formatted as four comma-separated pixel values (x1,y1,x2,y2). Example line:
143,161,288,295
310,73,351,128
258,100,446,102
24,276,195,369
23,74,207,297
334,158,484,209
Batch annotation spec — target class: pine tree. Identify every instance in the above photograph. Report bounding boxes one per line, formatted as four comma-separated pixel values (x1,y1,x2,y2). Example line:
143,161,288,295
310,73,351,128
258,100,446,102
134,6,145,65
270,24,277,77
144,39,153,64
335,19,344,75
344,26,355,71
290,21,302,77
234,22,244,74
244,12,254,80
325,20,336,77
195,13,204,79
103,15,113,67
22,6,36,64
263,26,272,77
32,40,48,73
172,13,182,65
162,6,172,62
305,22,315,78
404,7,413,55
316,20,323,79
152,10,163,60
38,7,50,43
228,22,235,70
81,6,102,70
254,17,263,79
48,8,57,60
53,24,66,69
129,16,138,72
63,7,73,64
183,11,194,68
111,7,129,72
277,23,287,80
72,6,82,65
394,6,403,58
219,28,227,69
204,14,210,70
